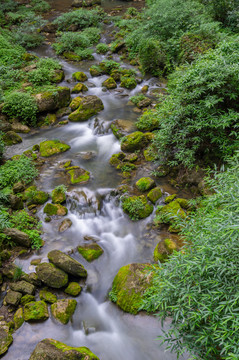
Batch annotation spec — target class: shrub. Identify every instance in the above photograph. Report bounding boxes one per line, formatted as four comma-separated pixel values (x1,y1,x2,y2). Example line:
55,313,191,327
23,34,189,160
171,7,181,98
28,58,61,86
53,8,104,31
3,92,38,126
96,43,109,54
142,153,239,360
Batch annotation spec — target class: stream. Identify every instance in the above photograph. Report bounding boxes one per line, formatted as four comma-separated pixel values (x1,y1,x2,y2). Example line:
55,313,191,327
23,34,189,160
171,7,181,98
2,2,188,358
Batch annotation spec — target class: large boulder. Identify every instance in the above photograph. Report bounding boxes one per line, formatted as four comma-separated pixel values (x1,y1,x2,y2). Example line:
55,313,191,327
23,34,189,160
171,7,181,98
51,299,77,324
2,131,22,146
36,262,68,288
110,263,154,314
29,338,100,360
24,301,49,321
44,203,68,216
66,166,90,185
35,87,71,113
24,186,49,205
4,290,22,306
122,195,153,220
111,119,137,139
102,77,117,89
154,238,177,263
135,177,155,192
121,131,148,152
3,228,31,247
68,96,104,122
48,250,87,278
10,280,35,295
51,186,66,204
39,140,71,157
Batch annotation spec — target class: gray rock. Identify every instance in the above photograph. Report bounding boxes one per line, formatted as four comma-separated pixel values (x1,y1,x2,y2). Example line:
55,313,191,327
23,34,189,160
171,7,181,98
10,280,35,295
3,228,31,248
36,263,68,288
4,290,22,306
48,250,87,278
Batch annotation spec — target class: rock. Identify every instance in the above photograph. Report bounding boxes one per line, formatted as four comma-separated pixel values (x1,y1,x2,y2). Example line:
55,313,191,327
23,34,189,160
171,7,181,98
135,177,155,192
3,131,22,146
29,338,100,360
30,258,41,266
59,219,72,233
89,65,103,77
39,289,57,304
64,282,82,296
21,272,41,287
3,228,31,248
121,131,148,152
41,22,57,33
39,140,71,157
110,263,153,314
122,195,154,220
35,87,71,113
147,187,162,204
109,152,125,167
141,85,149,94
0,250,11,261
51,70,65,83
0,117,12,132
13,308,24,330
68,96,104,122
165,194,177,204
36,263,68,288
111,119,136,139
0,328,13,356
4,290,22,306
66,166,90,185
10,280,35,295
20,294,35,305
51,299,77,324
77,243,104,262
143,146,158,161
11,121,30,133
24,186,49,205
43,203,68,216
13,182,25,194
48,250,87,278
52,186,66,204
72,0,101,7
155,199,187,231
69,96,83,111
102,77,117,89
2,264,21,279
9,194,24,210
44,113,57,126
72,72,88,82
154,238,177,263
24,301,49,322
71,83,88,94
120,76,137,89
137,97,152,109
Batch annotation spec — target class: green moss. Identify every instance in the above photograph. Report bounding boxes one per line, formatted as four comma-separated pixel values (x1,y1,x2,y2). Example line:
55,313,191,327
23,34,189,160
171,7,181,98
47,339,100,359
78,243,104,262
147,187,162,204
67,167,90,185
136,177,155,192
20,294,35,305
102,77,117,89
120,76,137,89
51,187,66,204
13,308,24,330
0,329,13,356
68,96,104,122
72,72,88,82
153,238,177,263
155,199,187,227
36,262,68,288
63,52,83,62
43,203,68,216
109,153,125,167
72,83,88,94
24,186,49,205
165,194,177,204
69,97,83,111
39,289,57,304
176,198,190,210
24,301,49,322
117,162,136,172
51,299,77,324
164,238,177,253
89,65,103,77
64,282,82,296
39,140,71,157
121,131,147,152
3,131,22,146
122,195,154,220
143,146,158,161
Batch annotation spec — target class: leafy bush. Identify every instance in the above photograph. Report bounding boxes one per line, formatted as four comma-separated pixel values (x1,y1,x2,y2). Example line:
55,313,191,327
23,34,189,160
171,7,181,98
28,58,61,86
143,153,239,360
0,155,38,188
96,43,109,54
130,94,146,105
3,92,38,126
75,48,94,60
30,0,50,13
53,8,104,31
0,206,10,231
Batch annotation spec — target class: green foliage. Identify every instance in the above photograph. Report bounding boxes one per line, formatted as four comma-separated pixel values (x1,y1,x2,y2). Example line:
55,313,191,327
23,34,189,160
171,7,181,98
142,153,239,360
12,13,45,48
96,43,109,54
0,206,10,231
28,58,61,86
13,265,23,281
0,155,38,189
53,8,104,31
30,0,50,13
130,94,146,105
3,92,38,126
75,48,94,60
0,132,4,160
109,289,118,302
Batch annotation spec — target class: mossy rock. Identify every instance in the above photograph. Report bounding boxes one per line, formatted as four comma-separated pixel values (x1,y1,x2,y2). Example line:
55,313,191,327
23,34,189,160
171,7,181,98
120,76,137,89
72,72,88,82
155,199,187,227
36,262,68,288
21,294,35,305
116,162,136,172
59,218,72,233
24,301,49,322
102,77,117,89
68,96,104,122
109,153,125,167
35,87,71,113
3,131,22,146
44,113,57,126
135,177,155,192
110,263,153,314
72,83,88,94
64,282,82,297
39,289,57,304
153,238,177,263
0,328,13,356
63,52,83,62
67,167,90,185
143,146,158,161
39,140,71,157
51,187,66,204
77,243,104,262
70,96,83,111
13,308,24,330
29,338,100,360
89,65,103,77
48,250,87,278
122,195,153,220
121,131,147,152
43,203,68,216
51,299,77,324
147,187,162,204
165,194,177,204
4,290,22,306
24,186,49,205
51,69,65,83
10,280,35,295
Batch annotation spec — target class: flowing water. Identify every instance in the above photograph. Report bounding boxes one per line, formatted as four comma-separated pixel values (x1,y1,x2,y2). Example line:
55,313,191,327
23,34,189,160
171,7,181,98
2,3,188,359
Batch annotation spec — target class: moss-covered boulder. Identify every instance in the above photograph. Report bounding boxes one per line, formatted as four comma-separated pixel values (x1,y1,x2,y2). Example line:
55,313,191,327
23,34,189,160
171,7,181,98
66,166,90,185
52,186,66,204
72,83,88,94
122,195,153,220
24,301,49,322
111,119,136,139
4,290,22,306
3,131,22,146
68,96,104,122
70,96,83,111
102,77,117,89
77,243,104,262
20,294,35,305
120,76,137,89
147,187,162,204
35,87,71,113
135,177,155,192
10,280,35,295
121,131,148,152
48,250,87,278
64,282,82,297
36,263,68,288
39,289,57,304
51,299,77,324
72,72,88,82
109,152,125,167
43,203,68,216
13,308,24,330
51,69,65,83
24,186,49,205
155,199,187,227
39,140,71,157
153,238,177,263
29,338,100,360
59,219,72,233
89,65,103,77
0,328,13,356
3,228,31,247
165,194,177,204
110,263,153,314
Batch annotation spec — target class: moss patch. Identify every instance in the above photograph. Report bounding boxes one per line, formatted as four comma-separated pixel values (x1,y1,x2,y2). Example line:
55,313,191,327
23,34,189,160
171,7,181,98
147,187,162,204
153,238,177,263
77,243,104,262
72,72,88,82
68,96,104,122
24,186,49,205
72,83,88,94
121,131,147,152
13,308,24,330
44,203,68,216
67,167,90,185
51,187,66,204
102,77,117,89
122,195,153,220
39,140,71,157
120,76,137,89
64,282,82,297
135,177,155,192
39,289,57,304
24,301,49,322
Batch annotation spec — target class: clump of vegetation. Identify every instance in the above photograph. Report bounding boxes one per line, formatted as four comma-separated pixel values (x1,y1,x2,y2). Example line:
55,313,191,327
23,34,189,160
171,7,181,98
3,92,38,126
28,58,62,86
96,43,109,54
142,153,239,360
53,8,104,31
